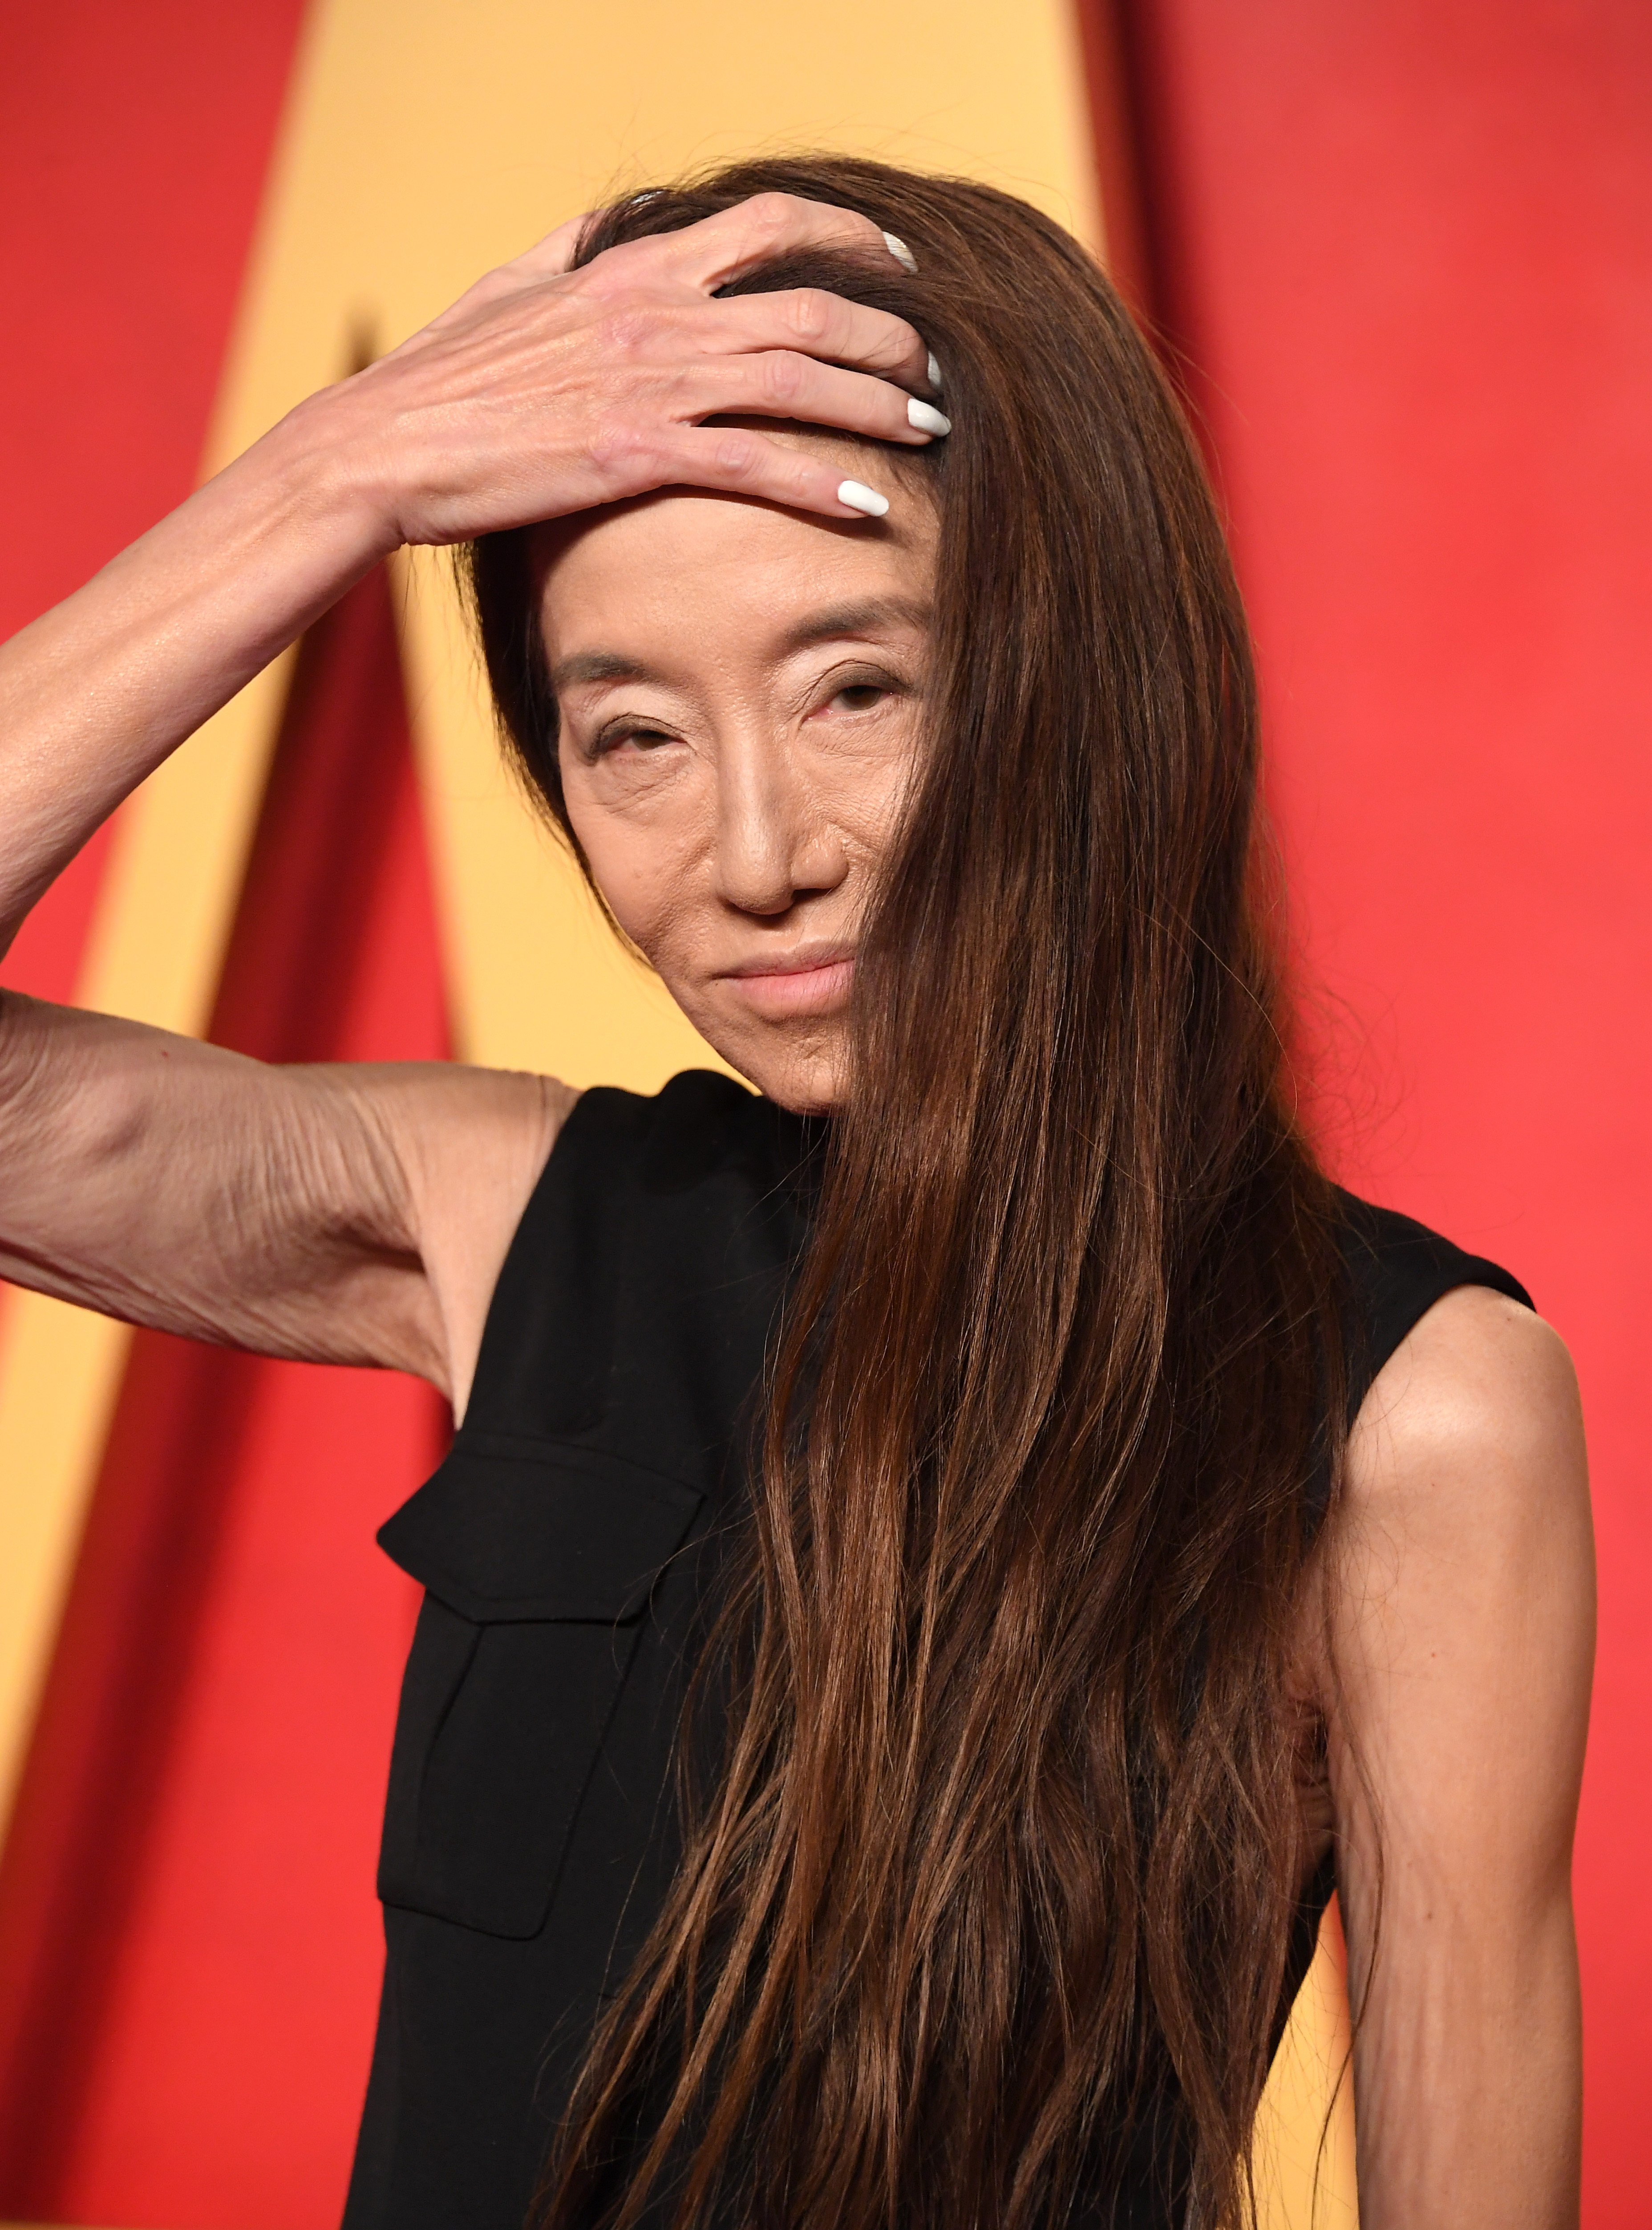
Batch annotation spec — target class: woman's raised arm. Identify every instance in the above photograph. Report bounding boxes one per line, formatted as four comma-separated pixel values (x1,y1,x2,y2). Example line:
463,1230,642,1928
0,193,936,1405
0,191,934,941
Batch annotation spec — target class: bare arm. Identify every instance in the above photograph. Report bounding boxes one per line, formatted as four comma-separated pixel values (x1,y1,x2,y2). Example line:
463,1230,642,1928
1316,1285,1593,2229
0,196,933,1404
0,996,569,1418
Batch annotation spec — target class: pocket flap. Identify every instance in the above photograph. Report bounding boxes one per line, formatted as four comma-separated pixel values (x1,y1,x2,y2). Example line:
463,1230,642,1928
377,1435,704,1623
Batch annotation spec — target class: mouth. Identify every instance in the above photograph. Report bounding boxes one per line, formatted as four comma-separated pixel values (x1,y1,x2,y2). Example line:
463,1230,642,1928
720,945,856,1020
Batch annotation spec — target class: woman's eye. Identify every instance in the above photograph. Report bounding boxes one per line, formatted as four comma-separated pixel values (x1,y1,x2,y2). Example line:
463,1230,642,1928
821,672,902,717
593,723,677,757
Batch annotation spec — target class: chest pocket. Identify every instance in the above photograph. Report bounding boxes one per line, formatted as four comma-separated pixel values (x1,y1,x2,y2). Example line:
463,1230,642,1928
375,1433,703,1940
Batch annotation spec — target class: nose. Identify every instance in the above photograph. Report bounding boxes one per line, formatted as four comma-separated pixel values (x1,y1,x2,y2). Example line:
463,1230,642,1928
713,729,847,917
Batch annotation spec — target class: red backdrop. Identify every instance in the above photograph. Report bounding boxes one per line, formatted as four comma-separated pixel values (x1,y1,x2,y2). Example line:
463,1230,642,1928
1,1,1648,2222
0,8,445,2224
1111,4,1652,2221
0,0,311,1009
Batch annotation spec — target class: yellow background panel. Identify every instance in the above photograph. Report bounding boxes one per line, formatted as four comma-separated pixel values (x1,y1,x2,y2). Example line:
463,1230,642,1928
0,0,1355,2217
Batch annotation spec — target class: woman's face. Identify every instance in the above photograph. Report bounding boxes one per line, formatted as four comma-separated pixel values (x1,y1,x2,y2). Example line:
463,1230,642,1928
539,446,936,1113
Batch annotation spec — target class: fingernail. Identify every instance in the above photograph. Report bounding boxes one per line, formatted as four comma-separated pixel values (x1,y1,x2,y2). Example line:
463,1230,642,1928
838,479,890,517
907,397,951,437
927,349,943,391
882,231,918,274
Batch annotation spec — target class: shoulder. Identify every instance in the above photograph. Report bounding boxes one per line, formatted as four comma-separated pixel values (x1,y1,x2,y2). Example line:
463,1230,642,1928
1318,1190,1585,1580
361,1059,579,1221
1315,1284,1593,1765
1344,1284,1587,1552
359,1061,579,1417
1331,1188,1535,1420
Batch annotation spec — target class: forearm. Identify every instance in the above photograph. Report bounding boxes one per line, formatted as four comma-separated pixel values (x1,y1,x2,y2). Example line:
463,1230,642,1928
0,392,389,952
1350,1900,1582,2230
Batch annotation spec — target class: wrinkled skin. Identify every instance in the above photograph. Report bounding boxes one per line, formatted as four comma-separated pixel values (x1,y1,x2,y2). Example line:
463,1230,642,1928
543,440,936,1113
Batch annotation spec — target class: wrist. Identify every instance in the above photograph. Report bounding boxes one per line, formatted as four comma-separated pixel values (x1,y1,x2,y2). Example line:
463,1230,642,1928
238,382,407,580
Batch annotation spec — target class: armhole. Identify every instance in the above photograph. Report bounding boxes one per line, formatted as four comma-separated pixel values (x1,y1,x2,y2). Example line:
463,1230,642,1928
1299,1192,1535,1543
453,1069,777,1440
455,1084,642,1436
1335,1189,1535,1427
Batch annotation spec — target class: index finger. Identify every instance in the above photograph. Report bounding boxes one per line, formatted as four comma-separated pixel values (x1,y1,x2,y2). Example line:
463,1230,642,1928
649,191,912,292
505,211,595,280
425,212,595,329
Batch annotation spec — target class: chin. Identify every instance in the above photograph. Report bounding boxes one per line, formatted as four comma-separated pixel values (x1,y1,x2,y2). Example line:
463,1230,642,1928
766,1074,844,1118
711,1022,848,1117
736,1052,845,1117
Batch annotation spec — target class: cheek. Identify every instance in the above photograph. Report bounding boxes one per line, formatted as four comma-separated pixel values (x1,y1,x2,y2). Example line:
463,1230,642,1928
808,719,923,865
559,759,699,965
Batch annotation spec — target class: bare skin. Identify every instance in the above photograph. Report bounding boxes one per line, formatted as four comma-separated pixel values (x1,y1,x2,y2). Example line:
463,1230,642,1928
1323,1288,1591,2226
544,461,935,1113
0,196,1591,2229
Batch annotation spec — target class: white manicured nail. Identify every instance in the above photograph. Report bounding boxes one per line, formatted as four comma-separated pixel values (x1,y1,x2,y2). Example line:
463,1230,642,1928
882,231,918,274
838,478,890,517
927,350,943,391
907,397,951,437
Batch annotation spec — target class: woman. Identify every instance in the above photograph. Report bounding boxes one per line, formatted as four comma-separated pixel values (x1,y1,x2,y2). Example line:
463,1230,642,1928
0,158,1591,2230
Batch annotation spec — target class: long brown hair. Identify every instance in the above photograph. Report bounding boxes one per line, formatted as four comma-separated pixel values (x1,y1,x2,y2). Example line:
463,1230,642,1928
468,155,1346,2230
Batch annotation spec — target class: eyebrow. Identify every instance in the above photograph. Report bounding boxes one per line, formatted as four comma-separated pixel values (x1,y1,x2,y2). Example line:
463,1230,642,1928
548,649,651,689
777,595,933,653
547,596,932,694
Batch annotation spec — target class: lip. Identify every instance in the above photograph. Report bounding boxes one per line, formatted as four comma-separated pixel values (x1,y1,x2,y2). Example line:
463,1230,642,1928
719,945,856,1020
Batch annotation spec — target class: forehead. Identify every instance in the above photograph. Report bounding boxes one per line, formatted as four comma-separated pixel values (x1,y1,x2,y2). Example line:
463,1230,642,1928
534,442,936,661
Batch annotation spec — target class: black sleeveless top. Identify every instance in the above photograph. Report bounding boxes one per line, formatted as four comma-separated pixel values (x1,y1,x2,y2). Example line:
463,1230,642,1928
342,1071,1532,2230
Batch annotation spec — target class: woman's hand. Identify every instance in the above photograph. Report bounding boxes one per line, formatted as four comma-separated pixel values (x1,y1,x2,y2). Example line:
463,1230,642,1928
305,192,940,552
0,192,934,945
